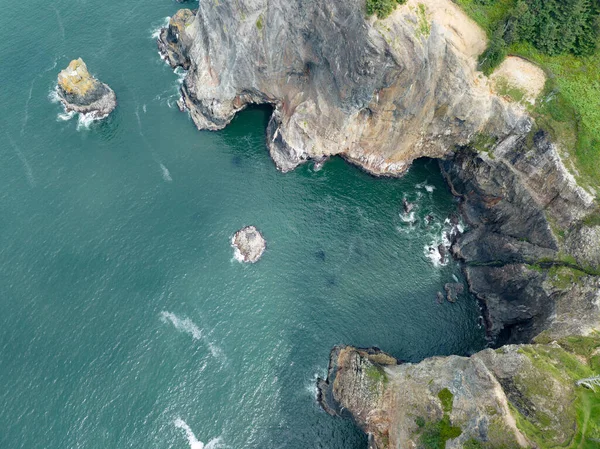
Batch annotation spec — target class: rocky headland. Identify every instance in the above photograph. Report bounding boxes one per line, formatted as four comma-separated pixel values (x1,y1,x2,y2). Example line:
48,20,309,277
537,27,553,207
157,0,600,446
56,58,117,118
232,226,266,263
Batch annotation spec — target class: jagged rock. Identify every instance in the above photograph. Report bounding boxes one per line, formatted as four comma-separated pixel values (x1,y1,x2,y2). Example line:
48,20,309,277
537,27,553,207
231,226,266,263
319,342,599,449
56,58,116,118
441,130,600,344
402,198,414,214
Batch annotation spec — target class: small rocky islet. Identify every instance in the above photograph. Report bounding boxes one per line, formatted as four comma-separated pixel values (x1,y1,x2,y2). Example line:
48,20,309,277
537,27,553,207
231,226,266,263
56,58,117,119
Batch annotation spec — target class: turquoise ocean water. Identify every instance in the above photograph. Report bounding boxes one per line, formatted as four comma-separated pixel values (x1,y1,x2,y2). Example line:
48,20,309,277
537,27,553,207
0,1,486,448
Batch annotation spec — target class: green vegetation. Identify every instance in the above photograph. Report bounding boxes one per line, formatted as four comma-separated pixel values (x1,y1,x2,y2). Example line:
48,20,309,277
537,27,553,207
417,3,431,36
255,14,263,30
511,339,600,448
494,76,526,103
365,364,389,384
438,388,454,414
455,0,600,194
366,0,406,19
415,389,462,449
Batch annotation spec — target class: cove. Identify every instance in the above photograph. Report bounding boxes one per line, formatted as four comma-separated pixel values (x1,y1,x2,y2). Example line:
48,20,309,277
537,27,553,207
0,1,485,448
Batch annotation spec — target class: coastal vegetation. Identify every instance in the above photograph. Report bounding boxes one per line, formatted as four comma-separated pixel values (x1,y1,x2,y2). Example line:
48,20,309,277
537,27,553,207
455,0,600,194
415,389,462,449
366,0,406,19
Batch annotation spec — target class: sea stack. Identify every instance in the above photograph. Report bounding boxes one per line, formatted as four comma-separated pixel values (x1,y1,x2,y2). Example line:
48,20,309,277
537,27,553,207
232,226,266,263
56,58,117,119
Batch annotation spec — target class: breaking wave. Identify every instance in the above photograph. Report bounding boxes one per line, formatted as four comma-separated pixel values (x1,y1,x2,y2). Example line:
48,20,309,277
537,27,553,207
151,16,170,39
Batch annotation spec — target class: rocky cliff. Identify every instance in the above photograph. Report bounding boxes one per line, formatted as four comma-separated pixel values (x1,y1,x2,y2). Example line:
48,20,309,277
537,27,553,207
318,342,600,448
158,0,600,346
156,0,600,446
158,0,525,174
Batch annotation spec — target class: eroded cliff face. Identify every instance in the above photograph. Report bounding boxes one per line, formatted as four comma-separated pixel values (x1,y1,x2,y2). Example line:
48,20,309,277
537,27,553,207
158,0,600,346
442,131,600,344
319,342,600,449
156,2,600,447
158,0,526,174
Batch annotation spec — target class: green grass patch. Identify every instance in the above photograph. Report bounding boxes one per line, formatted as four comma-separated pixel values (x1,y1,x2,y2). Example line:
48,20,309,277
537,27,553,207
365,364,388,384
419,415,462,449
438,388,454,414
416,3,431,37
366,0,406,19
255,14,263,30
511,344,600,448
494,76,527,103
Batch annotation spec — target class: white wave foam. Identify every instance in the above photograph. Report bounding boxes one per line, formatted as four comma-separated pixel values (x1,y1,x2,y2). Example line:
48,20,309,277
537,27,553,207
416,181,435,193
48,88,61,104
174,66,187,85
160,312,225,360
399,211,415,224
143,103,147,113
230,235,245,263
173,418,222,449
57,111,75,121
160,311,203,340
76,111,108,130
151,17,170,39
160,163,172,182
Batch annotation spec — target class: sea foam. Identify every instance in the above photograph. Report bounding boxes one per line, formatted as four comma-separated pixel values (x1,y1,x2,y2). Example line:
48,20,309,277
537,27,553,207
173,418,222,449
151,17,170,39
160,312,225,361
160,311,203,340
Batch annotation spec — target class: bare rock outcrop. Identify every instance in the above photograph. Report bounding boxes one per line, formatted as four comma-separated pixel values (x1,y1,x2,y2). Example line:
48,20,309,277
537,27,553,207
231,226,266,263
319,342,600,449
158,0,527,175
56,58,116,118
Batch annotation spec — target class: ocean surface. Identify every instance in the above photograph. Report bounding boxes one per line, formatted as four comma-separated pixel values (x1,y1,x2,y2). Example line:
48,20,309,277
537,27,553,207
0,1,486,448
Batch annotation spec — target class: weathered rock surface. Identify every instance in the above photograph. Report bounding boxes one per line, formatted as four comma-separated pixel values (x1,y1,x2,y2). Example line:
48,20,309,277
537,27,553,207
231,226,266,263
56,58,116,118
156,0,599,342
442,130,600,344
157,0,526,174
155,3,600,446
319,342,600,449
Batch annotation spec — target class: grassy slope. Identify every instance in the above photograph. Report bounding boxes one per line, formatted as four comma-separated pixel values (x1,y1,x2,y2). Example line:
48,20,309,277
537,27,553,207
454,0,600,197
518,334,600,448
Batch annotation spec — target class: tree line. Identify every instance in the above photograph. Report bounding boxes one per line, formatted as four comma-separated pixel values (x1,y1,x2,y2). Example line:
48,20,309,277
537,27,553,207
477,0,600,73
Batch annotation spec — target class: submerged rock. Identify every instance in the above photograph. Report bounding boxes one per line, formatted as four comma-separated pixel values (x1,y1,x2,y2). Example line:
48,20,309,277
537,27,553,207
231,226,266,263
444,282,464,302
56,58,116,118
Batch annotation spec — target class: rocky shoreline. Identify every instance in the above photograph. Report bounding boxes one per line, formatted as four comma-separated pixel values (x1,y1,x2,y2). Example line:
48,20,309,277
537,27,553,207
56,58,117,119
156,0,600,446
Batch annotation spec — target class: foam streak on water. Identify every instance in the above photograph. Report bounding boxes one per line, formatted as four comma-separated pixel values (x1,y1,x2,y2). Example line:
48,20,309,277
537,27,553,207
173,418,222,449
5,132,35,187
